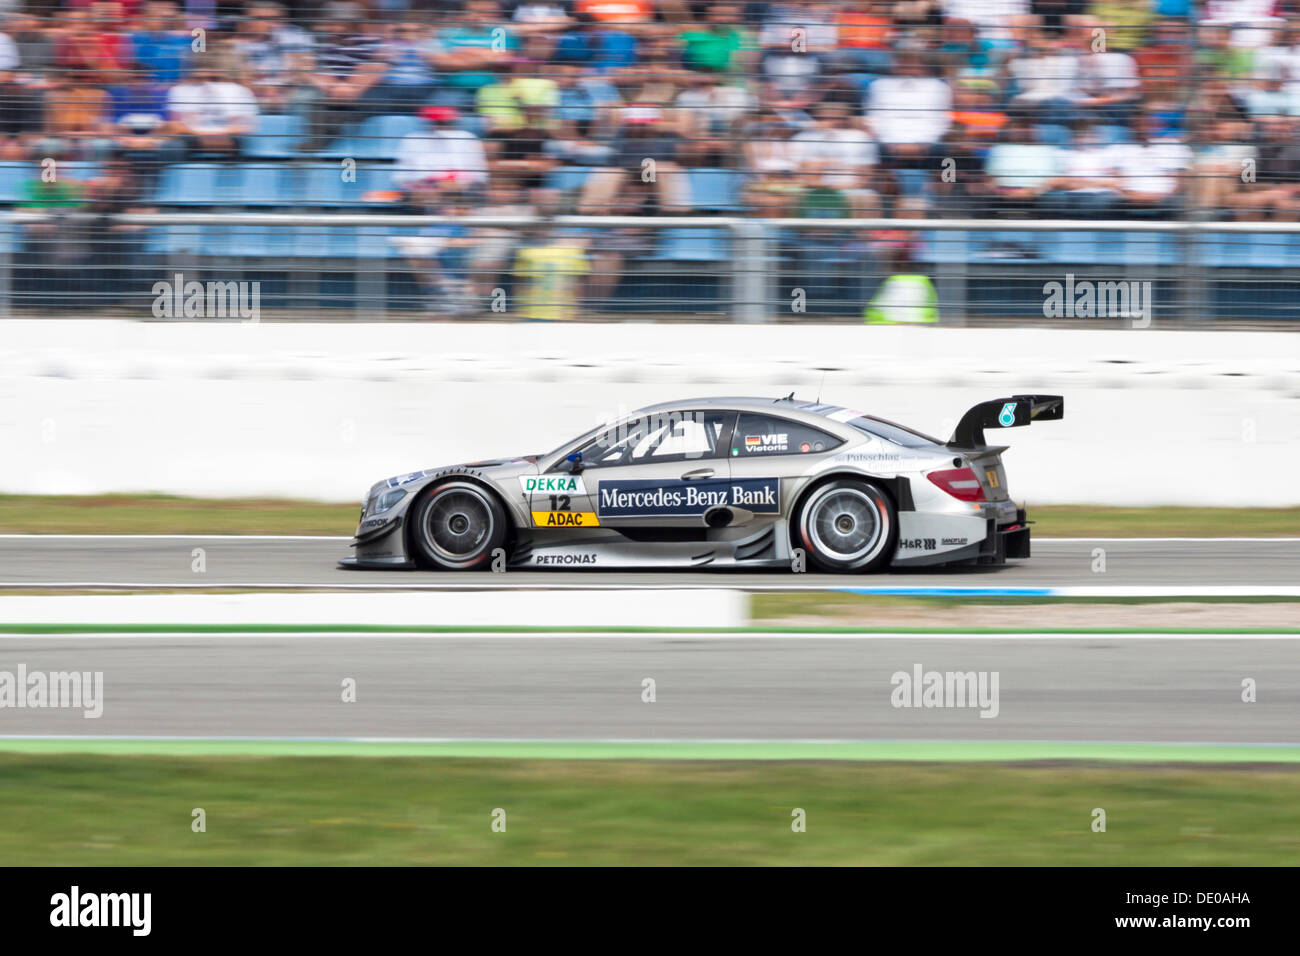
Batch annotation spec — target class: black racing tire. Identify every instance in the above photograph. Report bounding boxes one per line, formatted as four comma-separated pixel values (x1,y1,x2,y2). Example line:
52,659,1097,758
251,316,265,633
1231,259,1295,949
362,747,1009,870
408,480,508,570
792,478,896,573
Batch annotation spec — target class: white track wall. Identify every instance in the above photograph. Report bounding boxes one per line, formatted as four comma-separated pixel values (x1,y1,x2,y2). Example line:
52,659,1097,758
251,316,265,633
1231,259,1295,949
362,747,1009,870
1,320,1296,506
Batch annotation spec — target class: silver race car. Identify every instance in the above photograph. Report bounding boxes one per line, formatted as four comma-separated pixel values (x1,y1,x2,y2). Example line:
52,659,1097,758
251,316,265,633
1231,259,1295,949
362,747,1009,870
340,394,1063,573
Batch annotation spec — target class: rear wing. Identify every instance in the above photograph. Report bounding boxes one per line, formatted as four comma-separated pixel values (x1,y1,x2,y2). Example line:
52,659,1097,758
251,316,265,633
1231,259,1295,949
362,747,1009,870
948,395,1064,449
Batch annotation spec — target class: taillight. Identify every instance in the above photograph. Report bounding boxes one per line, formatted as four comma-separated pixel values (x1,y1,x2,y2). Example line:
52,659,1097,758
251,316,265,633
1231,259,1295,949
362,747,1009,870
927,467,986,502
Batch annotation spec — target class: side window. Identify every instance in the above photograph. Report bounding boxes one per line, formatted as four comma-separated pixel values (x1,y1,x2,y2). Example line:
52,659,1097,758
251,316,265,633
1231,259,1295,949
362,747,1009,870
644,412,728,461
733,413,841,458
579,411,731,468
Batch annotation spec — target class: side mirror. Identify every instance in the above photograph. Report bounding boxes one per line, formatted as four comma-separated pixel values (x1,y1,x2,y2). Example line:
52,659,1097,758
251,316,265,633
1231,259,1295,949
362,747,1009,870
564,452,584,474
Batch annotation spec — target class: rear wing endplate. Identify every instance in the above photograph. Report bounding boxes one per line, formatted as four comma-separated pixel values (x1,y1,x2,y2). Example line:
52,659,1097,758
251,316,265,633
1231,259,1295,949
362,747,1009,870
948,395,1064,449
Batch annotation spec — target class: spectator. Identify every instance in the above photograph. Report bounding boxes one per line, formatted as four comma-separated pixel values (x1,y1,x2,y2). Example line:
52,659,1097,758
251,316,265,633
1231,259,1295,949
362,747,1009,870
1007,32,1080,126
578,105,687,214
54,5,128,77
230,1,313,112
982,113,1062,216
467,179,535,304
1040,121,1124,218
790,100,880,216
132,0,192,86
1238,113,1300,219
1075,20,1143,125
866,48,951,168
1190,117,1256,217
435,0,520,110
679,3,752,75
512,223,590,321
834,0,894,75
476,36,561,131
390,188,477,316
1135,18,1195,100
106,66,177,192
293,6,384,150
741,109,802,214
0,15,44,156
554,60,622,140
484,101,557,193
166,55,258,158
392,106,488,196
1110,112,1192,217
674,70,755,166
42,68,113,157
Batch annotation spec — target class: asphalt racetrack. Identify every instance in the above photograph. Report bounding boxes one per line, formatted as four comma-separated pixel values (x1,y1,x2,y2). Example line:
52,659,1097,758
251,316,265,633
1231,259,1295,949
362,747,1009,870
0,634,1296,743
1,536,1298,590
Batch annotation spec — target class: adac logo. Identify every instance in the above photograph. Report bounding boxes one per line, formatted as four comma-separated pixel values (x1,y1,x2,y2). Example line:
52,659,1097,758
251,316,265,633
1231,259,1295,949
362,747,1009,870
997,402,1018,428
520,475,587,495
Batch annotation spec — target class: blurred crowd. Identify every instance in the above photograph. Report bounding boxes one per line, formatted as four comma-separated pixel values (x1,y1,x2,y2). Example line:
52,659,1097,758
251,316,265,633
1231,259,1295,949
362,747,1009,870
10,0,1300,315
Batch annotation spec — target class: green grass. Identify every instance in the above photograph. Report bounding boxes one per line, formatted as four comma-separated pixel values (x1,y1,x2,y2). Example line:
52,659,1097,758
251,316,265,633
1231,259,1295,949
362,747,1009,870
1,754,1297,865
1,495,1298,537
0,494,356,535
1028,505,1300,538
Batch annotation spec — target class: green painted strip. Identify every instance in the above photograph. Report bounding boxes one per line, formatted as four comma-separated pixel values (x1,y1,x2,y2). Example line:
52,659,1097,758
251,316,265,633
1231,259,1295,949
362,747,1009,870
0,624,1297,636
1,738,1298,763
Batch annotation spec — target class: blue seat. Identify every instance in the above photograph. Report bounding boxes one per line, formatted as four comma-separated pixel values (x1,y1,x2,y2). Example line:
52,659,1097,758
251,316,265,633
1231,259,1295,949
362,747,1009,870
916,229,968,264
145,224,203,255
970,230,1048,263
1122,231,1179,266
653,227,729,261
329,114,427,161
243,114,305,159
687,168,744,211
1247,232,1292,268
295,162,388,206
544,165,595,193
893,168,931,198
60,161,101,182
231,164,293,206
291,225,361,257
1054,230,1104,265
155,164,227,205
1096,124,1131,146
204,224,296,257
0,161,31,202
1034,123,1070,146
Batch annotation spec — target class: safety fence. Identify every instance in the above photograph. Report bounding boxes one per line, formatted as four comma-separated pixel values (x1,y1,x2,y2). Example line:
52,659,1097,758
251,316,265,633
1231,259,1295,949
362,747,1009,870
3,213,1300,324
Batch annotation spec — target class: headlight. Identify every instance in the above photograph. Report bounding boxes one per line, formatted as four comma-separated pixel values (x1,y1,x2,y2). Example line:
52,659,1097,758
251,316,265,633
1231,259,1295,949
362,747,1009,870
365,488,407,517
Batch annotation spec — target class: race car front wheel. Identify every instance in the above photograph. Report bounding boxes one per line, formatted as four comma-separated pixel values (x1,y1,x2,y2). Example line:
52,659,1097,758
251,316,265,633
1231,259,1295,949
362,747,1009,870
794,478,896,573
409,481,508,570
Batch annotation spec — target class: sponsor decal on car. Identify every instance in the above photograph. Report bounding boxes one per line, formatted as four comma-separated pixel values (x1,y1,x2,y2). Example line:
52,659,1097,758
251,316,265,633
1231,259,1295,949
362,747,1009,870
519,475,588,495
385,470,429,487
533,553,597,565
741,433,788,454
899,537,937,551
531,511,600,528
597,478,780,517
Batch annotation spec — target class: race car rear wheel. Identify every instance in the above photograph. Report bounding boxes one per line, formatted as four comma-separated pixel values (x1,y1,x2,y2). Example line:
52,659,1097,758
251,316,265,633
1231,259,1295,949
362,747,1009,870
794,478,896,573
409,481,508,570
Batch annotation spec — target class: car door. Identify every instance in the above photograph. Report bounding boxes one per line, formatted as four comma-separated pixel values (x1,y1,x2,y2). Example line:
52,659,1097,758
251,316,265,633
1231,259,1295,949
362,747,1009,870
544,409,735,530
725,411,846,517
